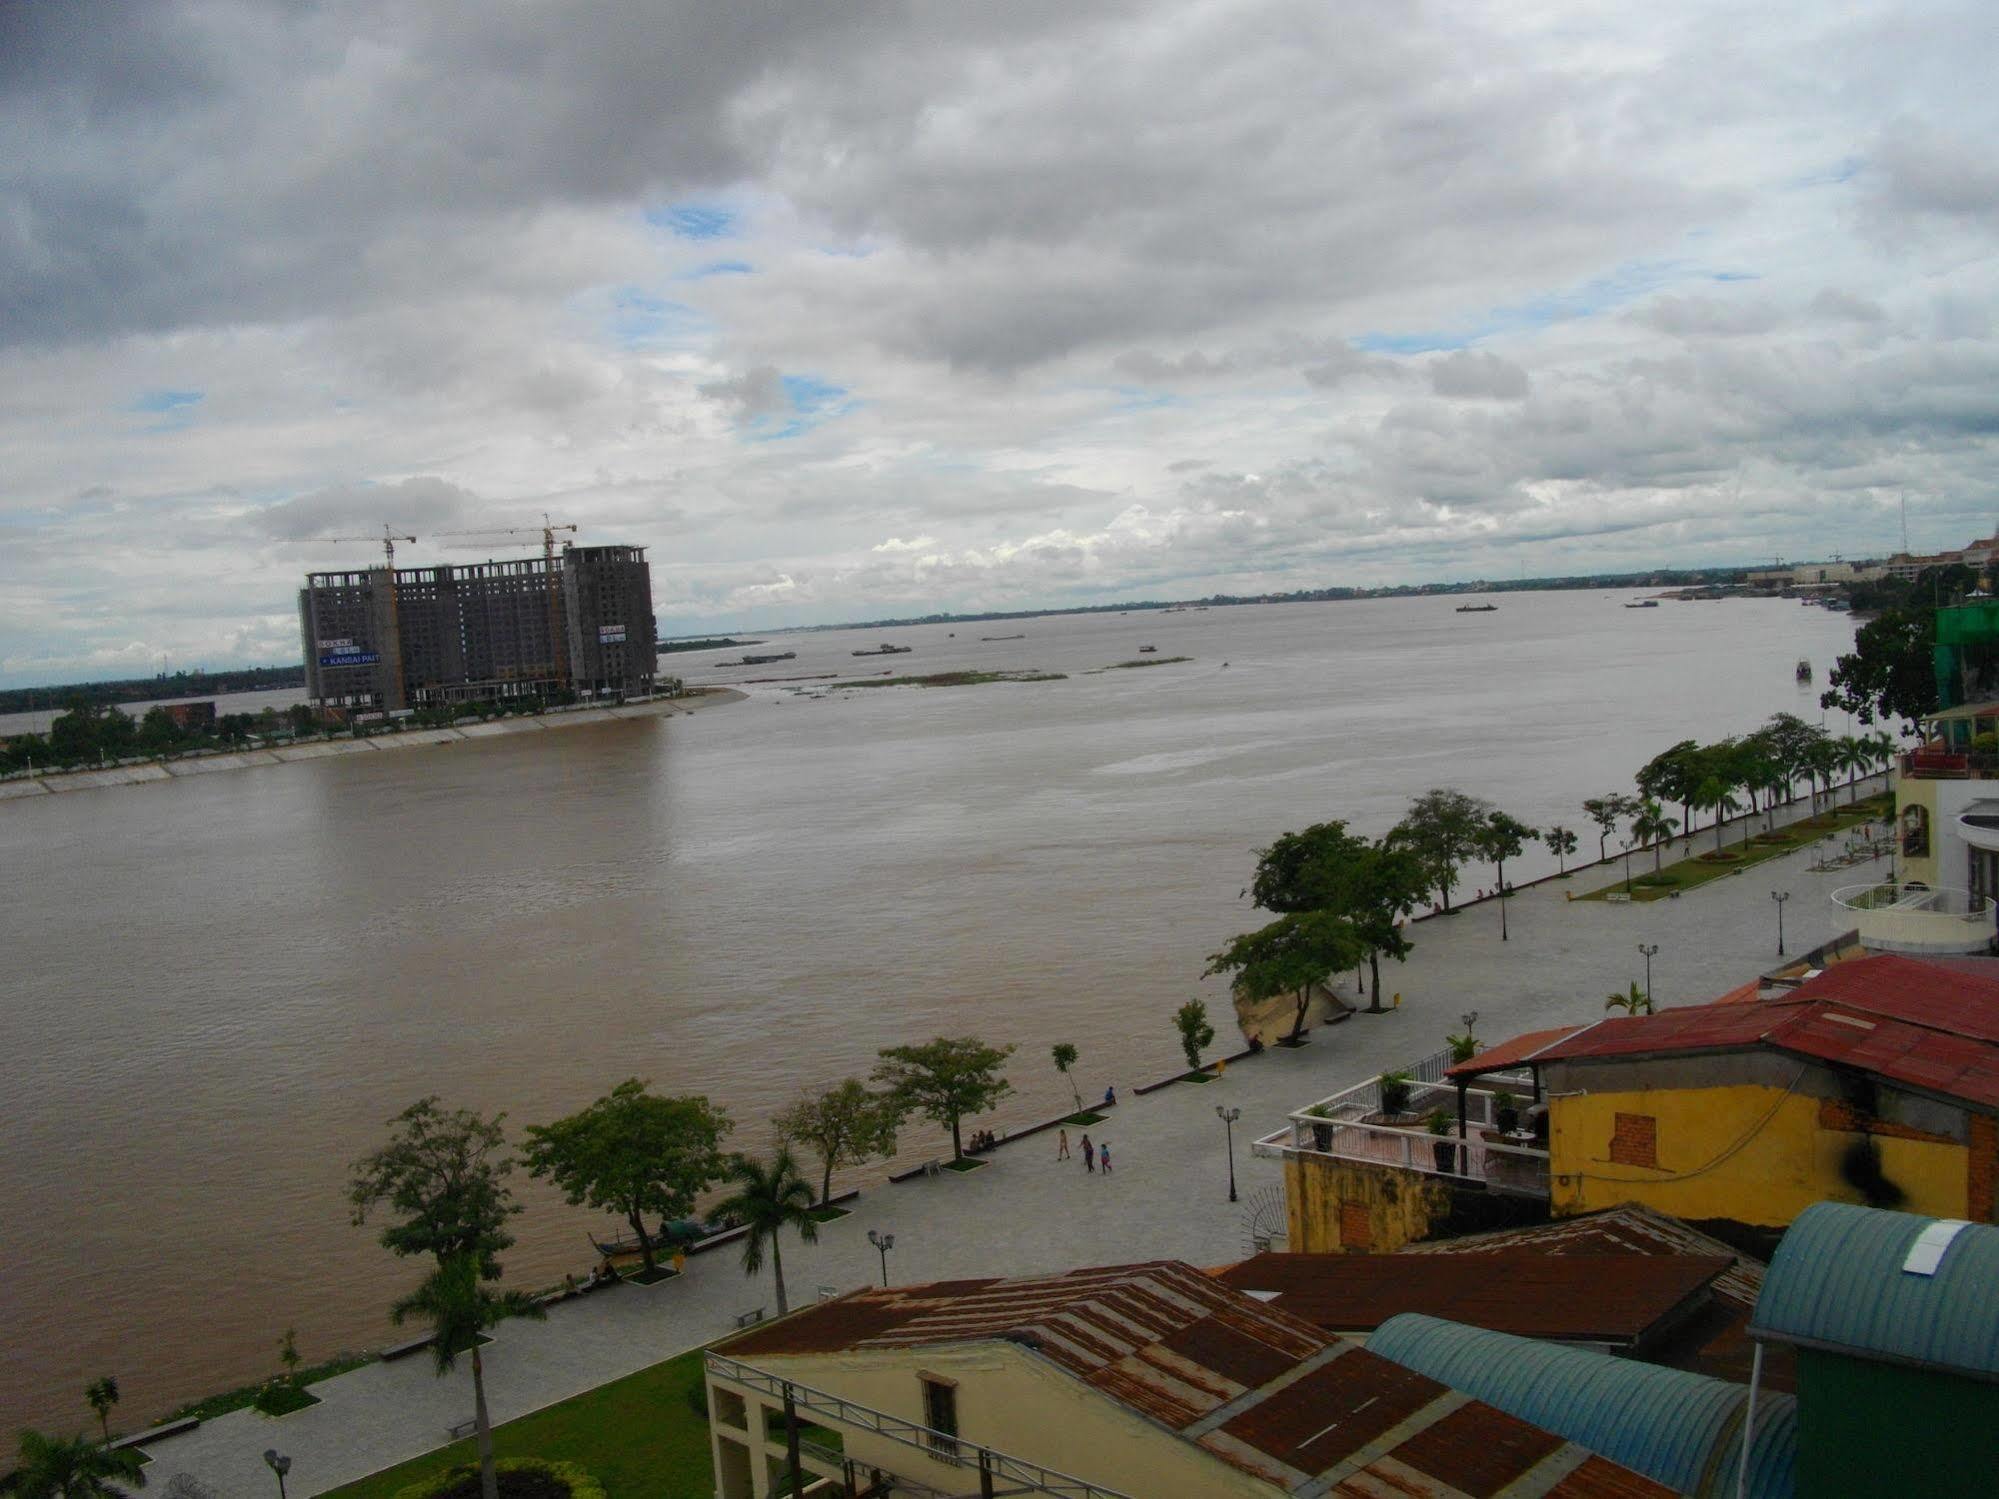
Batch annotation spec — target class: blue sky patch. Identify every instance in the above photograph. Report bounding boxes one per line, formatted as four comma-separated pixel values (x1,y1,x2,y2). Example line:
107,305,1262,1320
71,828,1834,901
1356,258,1691,353
747,374,852,441
683,259,753,279
608,286,707,348
131,388,203,413
646,201,737,240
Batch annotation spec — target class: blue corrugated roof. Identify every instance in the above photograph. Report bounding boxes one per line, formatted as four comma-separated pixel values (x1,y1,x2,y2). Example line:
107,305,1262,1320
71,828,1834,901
1369,1313,1795,1499
1750,1203,1999,1378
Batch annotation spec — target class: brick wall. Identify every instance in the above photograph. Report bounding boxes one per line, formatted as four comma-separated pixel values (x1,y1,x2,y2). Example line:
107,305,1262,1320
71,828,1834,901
1609,1112,1658,1169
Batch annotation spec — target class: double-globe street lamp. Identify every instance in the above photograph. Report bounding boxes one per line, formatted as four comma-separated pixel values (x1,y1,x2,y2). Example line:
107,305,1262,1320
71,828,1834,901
1772,890,1791,956
1637,943,1659,1001
263,1450,291,1499
867,1229,895,1289
1216,1105,1242,1203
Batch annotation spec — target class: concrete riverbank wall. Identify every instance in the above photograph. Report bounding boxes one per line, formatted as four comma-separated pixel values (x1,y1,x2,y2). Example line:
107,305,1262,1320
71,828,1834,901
0,692,741,803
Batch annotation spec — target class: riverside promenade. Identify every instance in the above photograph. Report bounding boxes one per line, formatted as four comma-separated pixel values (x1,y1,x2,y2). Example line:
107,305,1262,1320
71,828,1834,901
142,786,1892,1496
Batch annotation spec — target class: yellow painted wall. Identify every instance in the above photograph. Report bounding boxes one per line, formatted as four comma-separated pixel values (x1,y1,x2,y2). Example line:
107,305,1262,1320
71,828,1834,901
1897,773,1941,888
1285,1152,1454,1253
1551,1083,1970,1225
729,1343,1280,1498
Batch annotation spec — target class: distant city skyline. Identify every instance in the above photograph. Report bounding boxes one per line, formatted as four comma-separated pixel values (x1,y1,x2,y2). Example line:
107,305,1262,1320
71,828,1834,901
4,1,1995,686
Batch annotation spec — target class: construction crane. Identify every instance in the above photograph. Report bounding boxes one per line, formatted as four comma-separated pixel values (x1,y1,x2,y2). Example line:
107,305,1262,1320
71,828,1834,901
318,524,417,710
436,515,580,692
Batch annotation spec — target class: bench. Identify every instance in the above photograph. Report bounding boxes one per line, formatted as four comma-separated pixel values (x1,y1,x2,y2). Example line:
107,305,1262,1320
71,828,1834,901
922,1159,942,1178
734,1306,766,1329
448,1418,478,1441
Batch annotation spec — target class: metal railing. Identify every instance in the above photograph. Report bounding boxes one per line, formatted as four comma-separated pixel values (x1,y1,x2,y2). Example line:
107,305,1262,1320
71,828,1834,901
705,1353,1134,1499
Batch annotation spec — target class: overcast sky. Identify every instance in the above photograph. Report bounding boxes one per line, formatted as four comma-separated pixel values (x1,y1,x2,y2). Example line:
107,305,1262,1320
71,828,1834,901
4,1,1997,684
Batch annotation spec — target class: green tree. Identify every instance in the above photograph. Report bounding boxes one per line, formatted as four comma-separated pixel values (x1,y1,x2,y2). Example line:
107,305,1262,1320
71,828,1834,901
1388,788,1491,913
711,1149,819,1317
137,707,183,757
1606,982,1653,1016
1835,735,1870,803
1542,824,1578,875
1801,735,1841,814
81,1379,117,1445
772,1079,900,1206
348,1097,520,1278
873,1037,1016,1163
1821,606,1938,731
1693,777,1741,854
1173,999,1216,1072
1248,822,1422,1010
1205,909,1366,1045
1581,793,1635,863
1049,1042,1082,1113
0,1431,146,1499
523,1080,733,1277
278,1328,302,1386
1473,811,1536,941
1631,800,1678,872
390,1255,546,1499
1636,740,1702,831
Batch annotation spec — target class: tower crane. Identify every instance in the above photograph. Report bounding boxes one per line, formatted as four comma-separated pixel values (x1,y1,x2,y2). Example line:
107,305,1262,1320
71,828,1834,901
317,524,417,710
436,515,580,692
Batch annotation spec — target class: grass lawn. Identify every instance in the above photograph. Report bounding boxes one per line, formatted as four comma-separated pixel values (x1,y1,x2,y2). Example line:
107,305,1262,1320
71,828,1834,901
943,1157,987,1172
1063,1111,1106,1126
1577,793,1891,903
320,1349,713,1499
1178,1070,1218,1084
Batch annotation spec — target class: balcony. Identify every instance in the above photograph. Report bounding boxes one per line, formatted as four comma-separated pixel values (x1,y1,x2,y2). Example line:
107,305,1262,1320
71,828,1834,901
1832,882,1997,955
1252,1049,1550,1199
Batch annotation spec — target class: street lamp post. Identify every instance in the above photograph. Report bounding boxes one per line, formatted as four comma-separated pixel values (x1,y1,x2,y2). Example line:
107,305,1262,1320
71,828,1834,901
1772,891,1790,956
263,1450,291,1499
867,1229,894,1289
1216,1105,1241,1203
1637,943,1658,1001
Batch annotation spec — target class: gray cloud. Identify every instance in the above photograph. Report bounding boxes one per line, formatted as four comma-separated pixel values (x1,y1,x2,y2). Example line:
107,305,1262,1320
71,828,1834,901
2,0,1998,679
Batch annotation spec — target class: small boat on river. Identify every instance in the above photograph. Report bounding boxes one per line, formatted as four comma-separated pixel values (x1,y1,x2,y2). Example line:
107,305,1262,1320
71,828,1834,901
1624,600,1659,609
1455,604,1498,613
1138,644,1158,653
740,651,796,665
852,644,914,657
1796,659,1813,683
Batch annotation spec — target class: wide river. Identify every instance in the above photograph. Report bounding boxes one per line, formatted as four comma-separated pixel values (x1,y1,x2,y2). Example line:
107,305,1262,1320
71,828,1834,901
0,590,1857,1432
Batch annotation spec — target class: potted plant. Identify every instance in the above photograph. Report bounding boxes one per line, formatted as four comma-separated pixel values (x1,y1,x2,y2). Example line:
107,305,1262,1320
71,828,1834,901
1426,1108,1458,1174
1493,1091,1520,1134
1305,1104,1335,1152
1445,1010,1480,1064
1378,1071,1414,1118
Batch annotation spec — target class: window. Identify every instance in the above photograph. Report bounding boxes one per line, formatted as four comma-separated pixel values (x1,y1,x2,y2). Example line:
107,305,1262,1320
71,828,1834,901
920,1375,959,1460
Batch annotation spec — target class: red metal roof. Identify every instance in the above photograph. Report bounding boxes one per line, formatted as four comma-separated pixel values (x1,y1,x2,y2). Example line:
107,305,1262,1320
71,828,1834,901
1785,952,1999,1042
1214,1253,1728,1343
1445,1024,1586,1078
718,1260,1674,1496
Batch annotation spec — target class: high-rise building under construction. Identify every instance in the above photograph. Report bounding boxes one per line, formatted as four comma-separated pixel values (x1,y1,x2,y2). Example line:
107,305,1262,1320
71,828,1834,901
298,544,656,712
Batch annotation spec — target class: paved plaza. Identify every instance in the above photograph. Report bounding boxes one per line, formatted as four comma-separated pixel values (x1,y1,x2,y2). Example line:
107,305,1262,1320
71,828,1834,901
146,787,1892,1496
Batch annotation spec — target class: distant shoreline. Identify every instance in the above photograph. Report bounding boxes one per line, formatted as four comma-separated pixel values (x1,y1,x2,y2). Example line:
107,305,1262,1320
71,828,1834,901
0,689,744,805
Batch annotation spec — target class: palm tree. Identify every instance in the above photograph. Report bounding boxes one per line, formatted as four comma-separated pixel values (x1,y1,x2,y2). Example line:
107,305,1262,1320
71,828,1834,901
1631,801,1678,871
712,1148,819,1317
1,1431,146,1498
1693,777,1740,855
1802,738,1840,815
1605,982,1654,1016
1836,736,1869,804
82,1378,118,1445
1542,824,1577,875
1050,1042,1082,1114
390,1255,546,1499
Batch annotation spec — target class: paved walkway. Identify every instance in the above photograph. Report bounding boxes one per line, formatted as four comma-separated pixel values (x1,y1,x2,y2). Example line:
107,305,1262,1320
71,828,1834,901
143,784,1892,1497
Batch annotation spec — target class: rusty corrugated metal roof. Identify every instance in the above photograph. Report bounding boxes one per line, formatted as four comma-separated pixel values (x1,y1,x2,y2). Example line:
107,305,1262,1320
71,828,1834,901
1214,1252,1728,1343
717,1260,1677,1495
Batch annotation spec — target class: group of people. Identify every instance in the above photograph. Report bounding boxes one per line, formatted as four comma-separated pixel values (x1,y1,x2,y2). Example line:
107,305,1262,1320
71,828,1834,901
966,1127,1002,1153
1054,1128,1112,1173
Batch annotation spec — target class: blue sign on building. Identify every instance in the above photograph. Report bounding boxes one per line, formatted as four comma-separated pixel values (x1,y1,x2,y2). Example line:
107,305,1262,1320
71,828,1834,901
320,651,380,667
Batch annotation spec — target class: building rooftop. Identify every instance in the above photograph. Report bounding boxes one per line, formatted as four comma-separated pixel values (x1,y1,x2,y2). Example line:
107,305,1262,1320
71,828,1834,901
718,1261,1675,1496
1473,955,1999,1112
1213,1252,1729,1346
1370,1314,1797,1499
1750,1203,1999,1380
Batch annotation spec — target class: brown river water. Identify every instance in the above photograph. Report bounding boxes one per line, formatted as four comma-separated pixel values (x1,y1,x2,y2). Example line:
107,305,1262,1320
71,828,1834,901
0,591,1857,1432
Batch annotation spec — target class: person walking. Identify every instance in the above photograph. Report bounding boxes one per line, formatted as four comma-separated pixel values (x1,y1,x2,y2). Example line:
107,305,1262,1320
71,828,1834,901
1056,1128,1070,1161
1081,1134,1095,1173
1099,1142,1113,1174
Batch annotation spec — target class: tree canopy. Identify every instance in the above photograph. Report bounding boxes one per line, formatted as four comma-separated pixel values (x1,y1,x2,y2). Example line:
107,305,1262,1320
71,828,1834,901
711,1149,819,1317
522,1080,733,1275
873,1037,1016,1161
348,1097,520,1278
0,1431,146,1499
1821,605,1938,731
1173,999,1216,1071
1388,788,1491,912
772,1079,900,1206
1205,908,1365,1043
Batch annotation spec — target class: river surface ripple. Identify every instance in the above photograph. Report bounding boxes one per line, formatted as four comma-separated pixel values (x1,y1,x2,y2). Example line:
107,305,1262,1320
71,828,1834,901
0,591,1856,1431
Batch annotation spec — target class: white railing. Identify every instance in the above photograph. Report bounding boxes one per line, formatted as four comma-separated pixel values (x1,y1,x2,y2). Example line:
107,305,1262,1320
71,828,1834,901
1831,882,1997,955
